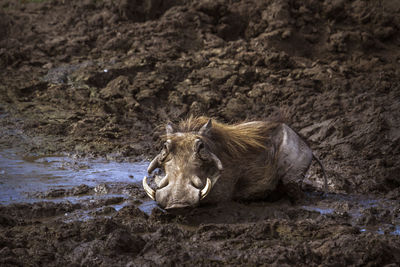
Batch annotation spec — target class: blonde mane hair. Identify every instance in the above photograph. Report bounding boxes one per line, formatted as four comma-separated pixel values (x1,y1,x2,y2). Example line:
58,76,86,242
171,116,280,157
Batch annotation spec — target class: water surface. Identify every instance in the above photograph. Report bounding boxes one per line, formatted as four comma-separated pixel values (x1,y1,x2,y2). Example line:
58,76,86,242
0,149,148,204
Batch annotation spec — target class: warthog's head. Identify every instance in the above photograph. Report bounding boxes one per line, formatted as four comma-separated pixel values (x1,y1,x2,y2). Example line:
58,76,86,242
143,119,223,210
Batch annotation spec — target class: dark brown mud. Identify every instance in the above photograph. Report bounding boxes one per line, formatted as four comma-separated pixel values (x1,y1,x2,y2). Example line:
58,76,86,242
1,0,400,265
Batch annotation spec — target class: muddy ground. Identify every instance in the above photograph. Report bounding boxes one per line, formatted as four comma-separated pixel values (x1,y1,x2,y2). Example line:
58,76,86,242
0,0,400,265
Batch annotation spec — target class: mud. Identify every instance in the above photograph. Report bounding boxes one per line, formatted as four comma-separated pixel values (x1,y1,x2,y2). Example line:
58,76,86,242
1,0,400,265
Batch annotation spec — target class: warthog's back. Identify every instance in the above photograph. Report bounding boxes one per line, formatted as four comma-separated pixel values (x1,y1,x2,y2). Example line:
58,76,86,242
208,121,313,201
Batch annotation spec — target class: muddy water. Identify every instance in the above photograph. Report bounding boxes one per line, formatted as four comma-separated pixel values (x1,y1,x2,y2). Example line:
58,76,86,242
302,192,400,236
0,149,157,216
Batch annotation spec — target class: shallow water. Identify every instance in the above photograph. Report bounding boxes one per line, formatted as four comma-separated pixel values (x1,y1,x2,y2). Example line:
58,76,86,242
301,206,334,215
392,225,400,235
302,192,400,236
0,149,147,203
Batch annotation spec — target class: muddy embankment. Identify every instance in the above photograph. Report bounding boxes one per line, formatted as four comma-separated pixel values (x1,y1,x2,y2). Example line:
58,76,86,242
0,0,400,266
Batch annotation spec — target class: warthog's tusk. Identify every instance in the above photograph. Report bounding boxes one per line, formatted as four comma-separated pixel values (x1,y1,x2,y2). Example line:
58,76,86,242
200,178,212,200
143,176,155,200
147,155,160,174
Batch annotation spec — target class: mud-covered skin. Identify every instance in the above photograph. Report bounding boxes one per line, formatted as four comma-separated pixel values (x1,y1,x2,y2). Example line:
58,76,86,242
1,0,400,265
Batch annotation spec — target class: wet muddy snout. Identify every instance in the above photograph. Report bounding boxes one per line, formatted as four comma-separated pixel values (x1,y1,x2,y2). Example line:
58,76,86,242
143,174,213,210
155,178,201,210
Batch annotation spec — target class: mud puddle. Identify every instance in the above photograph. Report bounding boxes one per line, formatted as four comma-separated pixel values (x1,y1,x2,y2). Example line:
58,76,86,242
0,149,156,220
301,192,400,236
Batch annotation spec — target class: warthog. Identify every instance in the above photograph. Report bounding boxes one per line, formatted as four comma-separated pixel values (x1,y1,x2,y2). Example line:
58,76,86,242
143,116,327,210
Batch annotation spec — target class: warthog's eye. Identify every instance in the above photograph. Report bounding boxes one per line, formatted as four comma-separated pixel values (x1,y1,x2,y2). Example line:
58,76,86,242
195,139,208,161
196,141,204,153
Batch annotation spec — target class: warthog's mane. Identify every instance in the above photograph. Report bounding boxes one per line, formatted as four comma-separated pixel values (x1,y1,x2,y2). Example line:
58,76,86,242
167,116,280,158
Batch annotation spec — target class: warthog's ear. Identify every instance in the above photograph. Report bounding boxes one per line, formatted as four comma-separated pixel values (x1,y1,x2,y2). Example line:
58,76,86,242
166,122,175,136
199,119,212,136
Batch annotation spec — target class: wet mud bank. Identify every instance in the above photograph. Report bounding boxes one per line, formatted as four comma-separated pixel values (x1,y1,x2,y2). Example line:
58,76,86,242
1,0,400,265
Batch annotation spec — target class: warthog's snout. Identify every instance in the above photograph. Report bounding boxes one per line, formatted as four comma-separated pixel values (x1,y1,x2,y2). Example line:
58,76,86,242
143,175,211,209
